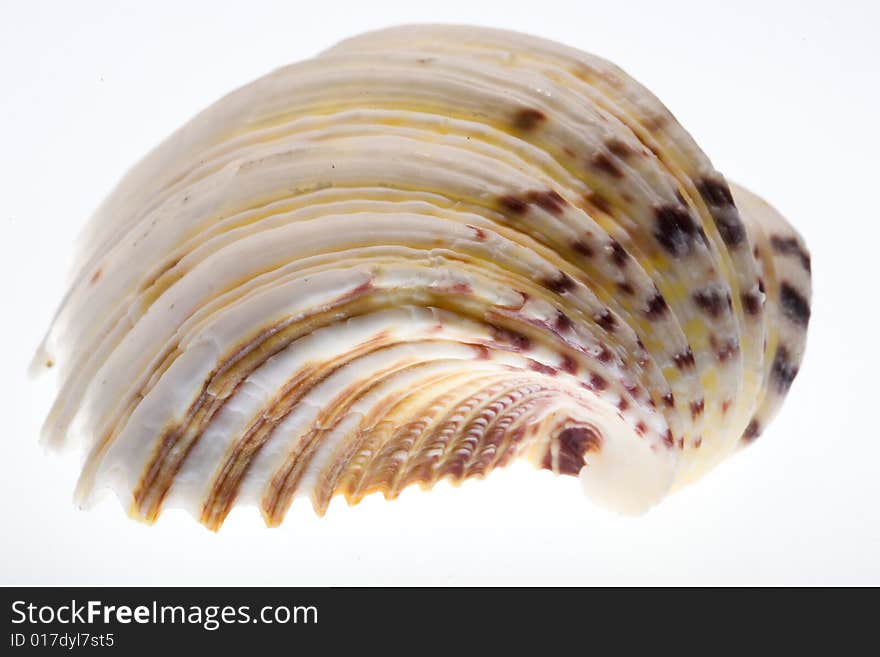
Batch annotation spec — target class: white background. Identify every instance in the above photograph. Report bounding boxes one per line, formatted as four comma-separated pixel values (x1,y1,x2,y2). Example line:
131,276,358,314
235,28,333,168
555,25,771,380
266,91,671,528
1,0,878,585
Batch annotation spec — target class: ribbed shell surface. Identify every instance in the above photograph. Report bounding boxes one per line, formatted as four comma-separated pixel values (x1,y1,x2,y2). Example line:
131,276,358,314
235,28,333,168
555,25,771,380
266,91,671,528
34,25,812,529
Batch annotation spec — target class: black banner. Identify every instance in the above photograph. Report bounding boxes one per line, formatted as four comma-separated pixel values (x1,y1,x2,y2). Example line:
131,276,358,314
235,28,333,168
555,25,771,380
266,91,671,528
0,586,869,652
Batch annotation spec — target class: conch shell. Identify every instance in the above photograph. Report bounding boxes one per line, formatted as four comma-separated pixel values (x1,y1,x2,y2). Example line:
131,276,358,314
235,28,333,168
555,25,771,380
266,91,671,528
34,25,811,529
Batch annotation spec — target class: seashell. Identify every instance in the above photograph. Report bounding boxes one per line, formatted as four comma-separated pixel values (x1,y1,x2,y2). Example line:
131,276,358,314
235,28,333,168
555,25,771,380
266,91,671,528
34,25,811,529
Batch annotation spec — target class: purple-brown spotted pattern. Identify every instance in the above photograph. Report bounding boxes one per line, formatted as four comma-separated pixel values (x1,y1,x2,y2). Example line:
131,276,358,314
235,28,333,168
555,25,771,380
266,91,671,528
33,25,811,529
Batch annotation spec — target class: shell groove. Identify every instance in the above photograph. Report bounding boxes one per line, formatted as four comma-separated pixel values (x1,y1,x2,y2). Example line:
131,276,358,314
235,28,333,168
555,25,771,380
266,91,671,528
35,25,811,529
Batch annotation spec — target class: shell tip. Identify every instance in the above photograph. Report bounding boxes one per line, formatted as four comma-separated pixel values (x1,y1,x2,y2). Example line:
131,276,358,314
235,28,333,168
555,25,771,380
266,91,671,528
28,343,55,379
